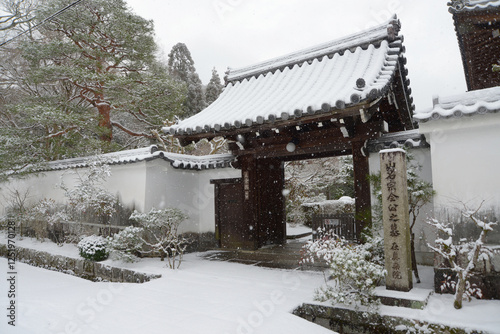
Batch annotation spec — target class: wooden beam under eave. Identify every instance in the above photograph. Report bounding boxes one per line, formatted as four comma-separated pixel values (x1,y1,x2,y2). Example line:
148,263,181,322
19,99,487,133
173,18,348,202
233,120,385,160
393,63,415,130
228,119,346,155
378,96,406,133
254,141,353,160
173,102,373,146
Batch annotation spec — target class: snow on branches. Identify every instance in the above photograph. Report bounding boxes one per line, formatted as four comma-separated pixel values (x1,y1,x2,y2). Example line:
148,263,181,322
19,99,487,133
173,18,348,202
301,229,385,309
427,203,497,309
60,157,118,220
129,208,190,269
107,226,144,263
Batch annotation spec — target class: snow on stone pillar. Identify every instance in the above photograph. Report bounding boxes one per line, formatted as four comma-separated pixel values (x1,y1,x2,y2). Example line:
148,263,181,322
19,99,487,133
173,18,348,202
380,148,413,292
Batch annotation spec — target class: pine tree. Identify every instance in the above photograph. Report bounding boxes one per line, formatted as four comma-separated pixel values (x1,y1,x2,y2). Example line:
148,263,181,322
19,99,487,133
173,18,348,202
205,67,223,105
167,42,206,117
0,0,186,178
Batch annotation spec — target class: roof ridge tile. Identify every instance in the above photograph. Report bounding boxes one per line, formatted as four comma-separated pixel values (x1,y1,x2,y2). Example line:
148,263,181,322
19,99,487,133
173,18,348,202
225,15,401,83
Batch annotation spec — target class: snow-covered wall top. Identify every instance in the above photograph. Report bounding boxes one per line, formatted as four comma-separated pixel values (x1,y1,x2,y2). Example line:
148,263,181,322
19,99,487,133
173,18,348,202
413,86,500,123
33,146,235,172
448,0,500,13
367,129,429,153
165,16,409,137
417,88,500,211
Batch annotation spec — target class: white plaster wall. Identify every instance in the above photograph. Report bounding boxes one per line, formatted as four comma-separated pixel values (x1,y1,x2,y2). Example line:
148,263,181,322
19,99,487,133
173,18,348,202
143,159,241,234
152,165,200,234
106,162,147,211
1,157,241,236
0,171,66,215
419,113,500,212
0,162,148,215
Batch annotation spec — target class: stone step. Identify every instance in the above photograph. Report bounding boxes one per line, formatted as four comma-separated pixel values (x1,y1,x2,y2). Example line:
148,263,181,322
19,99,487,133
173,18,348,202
202,241,328,270
375,287,433,309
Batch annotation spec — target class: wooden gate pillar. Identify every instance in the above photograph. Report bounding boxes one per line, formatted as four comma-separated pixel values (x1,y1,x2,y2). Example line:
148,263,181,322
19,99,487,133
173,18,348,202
352,140,372,241
239,155,258,250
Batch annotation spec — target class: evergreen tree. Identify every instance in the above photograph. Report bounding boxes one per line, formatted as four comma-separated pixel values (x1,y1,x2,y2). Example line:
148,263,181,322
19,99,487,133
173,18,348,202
167,42,206,117
205,67,223,105
0,0,185,178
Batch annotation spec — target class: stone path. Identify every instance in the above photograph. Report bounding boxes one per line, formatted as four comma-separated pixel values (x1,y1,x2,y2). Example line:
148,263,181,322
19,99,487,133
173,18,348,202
202,239,328,271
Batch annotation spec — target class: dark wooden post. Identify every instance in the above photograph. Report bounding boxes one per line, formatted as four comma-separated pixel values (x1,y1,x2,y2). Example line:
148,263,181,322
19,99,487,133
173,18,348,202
238,155,259,250
256,158,286,247
352,140,372,241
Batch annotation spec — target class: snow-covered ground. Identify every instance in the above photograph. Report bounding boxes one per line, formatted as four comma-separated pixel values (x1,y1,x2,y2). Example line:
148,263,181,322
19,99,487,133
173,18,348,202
1,234,500,334
0,234,333,334
286,223,312,237
1,256,336,334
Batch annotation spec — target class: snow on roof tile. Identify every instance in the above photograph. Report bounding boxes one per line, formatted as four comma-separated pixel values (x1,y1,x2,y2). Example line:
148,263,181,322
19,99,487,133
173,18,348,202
413,86,500,123
165,16,407,137
448,0,500,12
367,129,429,152
38,146,235,172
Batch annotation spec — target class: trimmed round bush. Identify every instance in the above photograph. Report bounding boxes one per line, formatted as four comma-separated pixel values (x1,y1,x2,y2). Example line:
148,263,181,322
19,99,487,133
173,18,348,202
78,235,109,261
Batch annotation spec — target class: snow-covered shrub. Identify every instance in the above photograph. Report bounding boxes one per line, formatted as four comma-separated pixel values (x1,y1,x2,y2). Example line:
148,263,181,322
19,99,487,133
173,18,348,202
130,208,190,269
24,198,70,242
301,229,385,309
78,235,109,261
1,193,71,242
60,158,119,223
428,203,497,309
107,226,144,262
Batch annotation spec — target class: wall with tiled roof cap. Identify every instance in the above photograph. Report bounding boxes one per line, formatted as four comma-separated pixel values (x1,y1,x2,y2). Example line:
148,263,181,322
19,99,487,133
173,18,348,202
416,87,500,215
1,147,241,237
414,86,500,123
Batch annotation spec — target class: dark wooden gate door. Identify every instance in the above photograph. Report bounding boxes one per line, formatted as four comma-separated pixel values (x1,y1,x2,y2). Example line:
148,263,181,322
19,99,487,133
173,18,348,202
211,179,254,249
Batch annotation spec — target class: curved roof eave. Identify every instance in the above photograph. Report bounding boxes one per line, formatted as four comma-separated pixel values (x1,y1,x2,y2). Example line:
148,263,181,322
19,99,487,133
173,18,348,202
165,15,412,140
414,86,500,123
448,0,500,13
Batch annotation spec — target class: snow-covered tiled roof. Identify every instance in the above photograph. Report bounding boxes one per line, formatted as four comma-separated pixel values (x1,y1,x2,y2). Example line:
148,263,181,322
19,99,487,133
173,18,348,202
413,86,500,123
36,146,235,171
165,16,409,137
161,151,235,170
448,0,500,12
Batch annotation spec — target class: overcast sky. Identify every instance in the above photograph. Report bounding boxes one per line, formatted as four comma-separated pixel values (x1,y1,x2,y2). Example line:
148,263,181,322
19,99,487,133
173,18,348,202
126,0,467,111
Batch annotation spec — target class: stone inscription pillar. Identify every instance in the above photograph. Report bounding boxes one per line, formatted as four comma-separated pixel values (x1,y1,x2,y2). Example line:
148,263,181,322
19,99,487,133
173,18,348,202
380,149,413,292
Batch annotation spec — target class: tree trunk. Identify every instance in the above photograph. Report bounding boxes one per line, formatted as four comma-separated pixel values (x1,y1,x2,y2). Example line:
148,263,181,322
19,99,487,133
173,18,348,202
411,233,421,283
97,102,112,142
454,273,466,309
